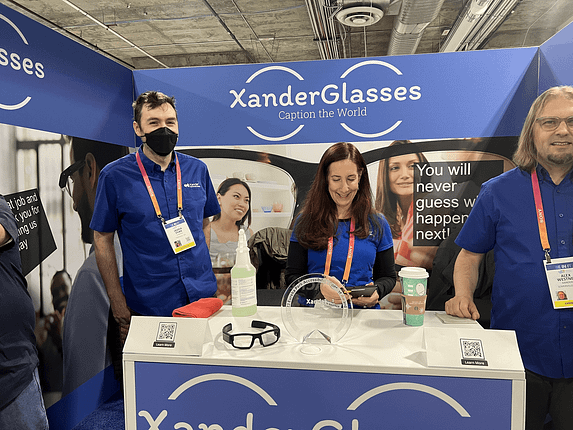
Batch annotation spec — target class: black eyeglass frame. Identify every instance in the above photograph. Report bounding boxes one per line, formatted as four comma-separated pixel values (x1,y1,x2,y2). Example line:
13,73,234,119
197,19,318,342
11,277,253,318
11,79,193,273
535,116,573,131
222,320,280,349
59,159,86,195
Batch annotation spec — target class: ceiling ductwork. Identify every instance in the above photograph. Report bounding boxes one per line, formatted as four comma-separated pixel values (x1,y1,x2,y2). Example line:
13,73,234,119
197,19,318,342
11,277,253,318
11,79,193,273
388,0,446,56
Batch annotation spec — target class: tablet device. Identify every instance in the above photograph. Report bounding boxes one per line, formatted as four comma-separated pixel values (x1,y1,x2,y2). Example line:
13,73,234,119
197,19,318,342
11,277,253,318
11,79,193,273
347,285,377,298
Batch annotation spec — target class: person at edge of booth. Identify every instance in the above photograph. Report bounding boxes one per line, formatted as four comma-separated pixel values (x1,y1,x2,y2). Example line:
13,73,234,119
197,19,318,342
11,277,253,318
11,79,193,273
285,142,396,309
0,195,49,429
91,91,220,346
445,86,573,430
59,136,128,396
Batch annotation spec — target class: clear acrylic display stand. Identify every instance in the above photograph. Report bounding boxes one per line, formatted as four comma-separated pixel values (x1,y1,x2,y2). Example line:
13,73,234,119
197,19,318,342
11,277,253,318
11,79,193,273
280,273,352,345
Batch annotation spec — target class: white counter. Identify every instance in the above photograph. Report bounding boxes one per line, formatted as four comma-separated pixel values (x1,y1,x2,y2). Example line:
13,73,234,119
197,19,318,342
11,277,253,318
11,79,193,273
123,306,525,430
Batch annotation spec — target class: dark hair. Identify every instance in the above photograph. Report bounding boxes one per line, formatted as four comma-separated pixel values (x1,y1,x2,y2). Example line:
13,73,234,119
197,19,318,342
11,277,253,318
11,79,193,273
295,142,380,250
69,136,129,170
513,85,573,172
212,178,252,228
50,269,71,297
133,91,177,126
375,140,428,238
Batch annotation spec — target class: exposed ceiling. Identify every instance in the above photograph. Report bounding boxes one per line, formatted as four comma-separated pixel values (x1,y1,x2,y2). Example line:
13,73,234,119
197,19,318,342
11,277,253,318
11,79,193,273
1,0,572,70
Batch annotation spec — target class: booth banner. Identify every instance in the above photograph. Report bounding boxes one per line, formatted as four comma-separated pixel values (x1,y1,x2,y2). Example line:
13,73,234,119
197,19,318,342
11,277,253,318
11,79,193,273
4,188,56,276
132,362,513,430
134,47,538,147
0,4,133,146
539,21,573,92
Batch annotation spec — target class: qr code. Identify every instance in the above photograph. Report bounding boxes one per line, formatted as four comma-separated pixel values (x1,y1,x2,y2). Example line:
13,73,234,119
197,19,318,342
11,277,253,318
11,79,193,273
156,322,177,342
460,339,485,360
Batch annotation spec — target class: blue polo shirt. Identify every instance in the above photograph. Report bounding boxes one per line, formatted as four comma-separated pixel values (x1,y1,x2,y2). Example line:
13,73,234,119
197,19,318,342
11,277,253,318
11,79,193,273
91,147,220,316
292,214,394,287
456,166,573,378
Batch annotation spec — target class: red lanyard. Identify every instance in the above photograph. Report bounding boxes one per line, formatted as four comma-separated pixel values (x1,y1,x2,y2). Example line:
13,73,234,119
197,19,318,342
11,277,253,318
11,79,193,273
531,169,551,263
135,151,183,223
324,218,355,285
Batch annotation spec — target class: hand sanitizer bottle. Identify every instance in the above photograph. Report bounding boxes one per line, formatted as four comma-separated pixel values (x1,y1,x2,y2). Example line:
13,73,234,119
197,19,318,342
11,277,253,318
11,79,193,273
231,229,257,316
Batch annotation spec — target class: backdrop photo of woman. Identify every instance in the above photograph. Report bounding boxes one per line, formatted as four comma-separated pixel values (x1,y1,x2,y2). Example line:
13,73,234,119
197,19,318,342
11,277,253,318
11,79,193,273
375,140,438,270
375,140,438,309
286,142,396,309
209,178,253,303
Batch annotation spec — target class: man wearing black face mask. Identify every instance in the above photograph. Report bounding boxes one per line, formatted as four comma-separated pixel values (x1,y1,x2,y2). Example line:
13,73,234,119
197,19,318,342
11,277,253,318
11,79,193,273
91,91,220,343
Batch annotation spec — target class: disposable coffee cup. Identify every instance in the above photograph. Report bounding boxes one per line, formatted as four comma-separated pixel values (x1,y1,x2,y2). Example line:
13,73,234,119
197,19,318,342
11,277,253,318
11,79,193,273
398,267,428,327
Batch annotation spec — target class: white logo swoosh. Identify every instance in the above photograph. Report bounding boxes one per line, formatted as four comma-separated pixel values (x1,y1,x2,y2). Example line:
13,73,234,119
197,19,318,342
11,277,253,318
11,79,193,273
246,65,304,83
247,124,304,141
0,14,32,111
168,373,278,406
348,382,470,417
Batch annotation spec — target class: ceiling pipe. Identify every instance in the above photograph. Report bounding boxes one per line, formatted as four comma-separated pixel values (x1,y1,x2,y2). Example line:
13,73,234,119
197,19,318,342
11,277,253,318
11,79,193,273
229,0,274,62
463,0,520,50
3,0,132,68
201,0,256,63
59,0,169,68
440,0,519,52
305,0,341,60
388,0,447,56
440,0,494,52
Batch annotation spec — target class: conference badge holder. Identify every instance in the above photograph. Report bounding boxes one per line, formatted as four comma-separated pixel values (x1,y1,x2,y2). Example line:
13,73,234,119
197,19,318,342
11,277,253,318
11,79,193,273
164,215,196,254
543,257,573,309
280,273,352,348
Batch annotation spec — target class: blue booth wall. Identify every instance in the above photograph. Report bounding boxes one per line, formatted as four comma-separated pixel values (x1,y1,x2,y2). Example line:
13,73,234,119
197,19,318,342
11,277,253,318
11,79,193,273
539,20,573,93
1,1,573,428
0,4,133,146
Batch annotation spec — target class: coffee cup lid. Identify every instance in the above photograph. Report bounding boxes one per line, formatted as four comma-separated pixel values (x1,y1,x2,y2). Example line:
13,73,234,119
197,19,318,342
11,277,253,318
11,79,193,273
398,266,429,279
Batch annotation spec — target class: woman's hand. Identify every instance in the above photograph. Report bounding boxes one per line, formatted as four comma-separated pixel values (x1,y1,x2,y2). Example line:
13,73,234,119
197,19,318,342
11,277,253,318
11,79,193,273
352,283,380,308
320,276,351,304
380,279,402,310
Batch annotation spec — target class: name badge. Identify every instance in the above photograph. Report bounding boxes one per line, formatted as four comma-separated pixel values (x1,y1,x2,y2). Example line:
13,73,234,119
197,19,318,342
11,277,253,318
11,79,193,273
163,216,195,254
544,256,573,309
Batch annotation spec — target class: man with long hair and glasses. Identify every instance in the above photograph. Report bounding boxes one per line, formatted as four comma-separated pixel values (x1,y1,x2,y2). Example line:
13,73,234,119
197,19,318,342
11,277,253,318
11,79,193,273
446,86,573,430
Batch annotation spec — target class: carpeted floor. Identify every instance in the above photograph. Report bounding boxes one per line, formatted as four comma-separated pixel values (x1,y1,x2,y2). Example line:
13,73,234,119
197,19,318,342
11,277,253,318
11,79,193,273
71,390,124,430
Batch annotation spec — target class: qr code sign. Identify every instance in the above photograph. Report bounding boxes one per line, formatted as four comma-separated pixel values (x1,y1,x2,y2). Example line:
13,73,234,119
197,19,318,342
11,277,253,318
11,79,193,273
460,338,485,360
157,322,177,342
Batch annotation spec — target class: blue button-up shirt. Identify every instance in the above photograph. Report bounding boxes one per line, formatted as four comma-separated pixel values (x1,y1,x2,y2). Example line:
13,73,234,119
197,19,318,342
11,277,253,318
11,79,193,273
456,165,573,378
91,147,220,316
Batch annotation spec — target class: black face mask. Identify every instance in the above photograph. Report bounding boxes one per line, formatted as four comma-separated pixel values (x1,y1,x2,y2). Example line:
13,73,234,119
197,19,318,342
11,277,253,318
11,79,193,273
144,127,178,156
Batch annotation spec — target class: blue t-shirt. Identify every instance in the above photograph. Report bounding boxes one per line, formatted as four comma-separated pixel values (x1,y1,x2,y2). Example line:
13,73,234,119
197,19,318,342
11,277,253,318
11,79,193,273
91,147,220,316
291,214,394,287
456,166,573,379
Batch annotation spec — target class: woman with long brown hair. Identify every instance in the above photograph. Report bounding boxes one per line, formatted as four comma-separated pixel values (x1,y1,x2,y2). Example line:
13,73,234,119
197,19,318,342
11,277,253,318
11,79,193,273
285,142,396,308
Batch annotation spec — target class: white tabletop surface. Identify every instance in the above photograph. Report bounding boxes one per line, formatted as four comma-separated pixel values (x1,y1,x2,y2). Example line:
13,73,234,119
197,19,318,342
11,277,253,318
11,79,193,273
124,306,524,380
